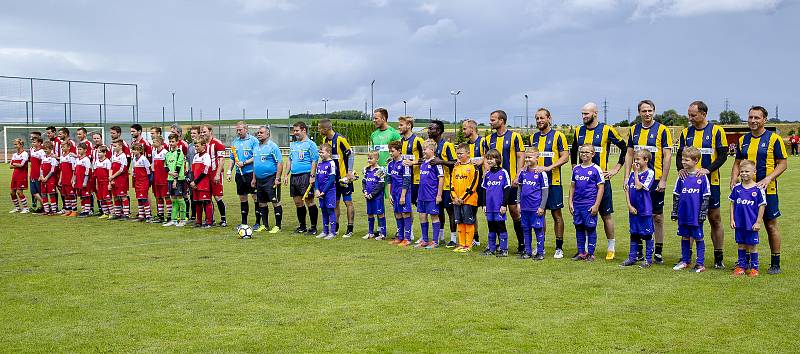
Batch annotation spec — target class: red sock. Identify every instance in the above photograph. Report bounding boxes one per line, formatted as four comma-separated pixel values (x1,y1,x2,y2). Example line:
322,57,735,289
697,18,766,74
205,201,213,225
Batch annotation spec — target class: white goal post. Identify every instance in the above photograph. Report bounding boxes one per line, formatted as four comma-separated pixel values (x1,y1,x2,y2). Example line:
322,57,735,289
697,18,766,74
3,126,106,163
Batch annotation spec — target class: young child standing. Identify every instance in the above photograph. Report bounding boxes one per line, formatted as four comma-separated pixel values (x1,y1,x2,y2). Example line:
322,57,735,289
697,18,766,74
622,150,656,267
73,143,93,218
93,145,113,218
151,135,171,223
109,139,130,220
131,143,153,223
671,146,711,273
451,143,479,252
416,140,444,249
190,140,213,228
481,149,511,257
39,141,59,215
569,144,605,262
164,133,188,227
387,143,412,244
59,142,77,216
729,160,766,277
315,143,338,240
518,147,549,260
365,150,389,241
29,136,45,213
9,138,30,213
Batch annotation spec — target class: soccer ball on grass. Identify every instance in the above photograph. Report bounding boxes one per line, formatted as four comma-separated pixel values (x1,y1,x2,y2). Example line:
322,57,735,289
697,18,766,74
236,224,253,239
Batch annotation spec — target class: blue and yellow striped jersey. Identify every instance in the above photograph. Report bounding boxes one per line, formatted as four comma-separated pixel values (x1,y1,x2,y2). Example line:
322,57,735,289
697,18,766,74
435,139,456,191
530,129,568,186
678,123,727,186
401,133,425,185
468,135,488,172
627,122,672,180
321,133,352,178
489,130,524,177
574,123,624,171
736,130,787,195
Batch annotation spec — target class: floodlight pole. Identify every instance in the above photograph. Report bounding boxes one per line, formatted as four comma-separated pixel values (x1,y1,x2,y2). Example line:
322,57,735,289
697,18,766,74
172,92,176,122
370,80,375,115
450,90,461,136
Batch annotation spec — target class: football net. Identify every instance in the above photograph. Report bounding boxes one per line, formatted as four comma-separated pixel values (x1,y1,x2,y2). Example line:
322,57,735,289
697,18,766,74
3,126,105,163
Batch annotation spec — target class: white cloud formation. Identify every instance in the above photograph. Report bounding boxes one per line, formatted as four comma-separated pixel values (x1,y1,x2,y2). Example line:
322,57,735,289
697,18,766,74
411,18,461,43
631,0,781,20
235,0,294,12
417,2,438,14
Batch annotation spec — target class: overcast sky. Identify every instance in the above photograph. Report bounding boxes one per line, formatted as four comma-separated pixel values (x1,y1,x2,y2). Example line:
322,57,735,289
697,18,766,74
0,0,796,125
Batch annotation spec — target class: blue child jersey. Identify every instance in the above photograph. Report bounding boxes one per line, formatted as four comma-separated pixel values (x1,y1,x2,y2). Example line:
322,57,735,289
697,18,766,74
517,169,549,211
418,159,443,202
626,169,655,216
230,134,259,175
362,165,386,196
315,159,337,199
289,138,319,174
572,164,605,207
729,184,767,231
673,173,711,226
387,159,411,197
252,140,282,178
482,167,510,213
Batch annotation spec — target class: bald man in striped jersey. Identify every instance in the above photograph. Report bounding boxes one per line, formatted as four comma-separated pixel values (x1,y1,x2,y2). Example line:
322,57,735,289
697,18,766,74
570,102,627,260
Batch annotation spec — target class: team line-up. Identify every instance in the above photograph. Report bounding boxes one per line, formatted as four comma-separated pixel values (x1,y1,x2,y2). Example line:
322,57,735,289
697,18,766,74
7,100,787,277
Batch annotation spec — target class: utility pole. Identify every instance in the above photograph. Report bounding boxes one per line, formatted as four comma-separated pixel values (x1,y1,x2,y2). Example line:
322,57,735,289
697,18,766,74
524,94,529,129
627,107,631,122
724,98,729,112
429,107,432,120
603,98,608,124
370,80,375,115
775,105,779,120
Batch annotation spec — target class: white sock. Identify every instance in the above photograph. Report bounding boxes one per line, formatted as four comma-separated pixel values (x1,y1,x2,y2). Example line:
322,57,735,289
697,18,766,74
608,239,616,251
451,231,457,243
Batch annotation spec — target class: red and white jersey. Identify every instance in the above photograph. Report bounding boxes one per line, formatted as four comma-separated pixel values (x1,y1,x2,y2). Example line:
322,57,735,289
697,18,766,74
63,139,77,155
152,147,168,186
73,156,91,188
178,140,189,156
94,158,111,182
40,155,58,180
49,138,61,159
208,137,226,172
91,144,111,170
191,152,212,191
132,155,151,188
79,139,93,159
29,147,44,180
59,152,75,186
11,151,29,181
131,137,152,161
111,152,129,176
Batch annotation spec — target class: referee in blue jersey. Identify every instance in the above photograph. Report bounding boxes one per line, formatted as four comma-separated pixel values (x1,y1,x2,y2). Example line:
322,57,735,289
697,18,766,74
676,101,728,269
570,102,627,260
226,121,260,228
731,106,788,274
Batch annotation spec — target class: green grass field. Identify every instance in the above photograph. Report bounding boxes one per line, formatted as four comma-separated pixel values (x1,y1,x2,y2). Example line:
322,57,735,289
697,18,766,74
1,155,798,352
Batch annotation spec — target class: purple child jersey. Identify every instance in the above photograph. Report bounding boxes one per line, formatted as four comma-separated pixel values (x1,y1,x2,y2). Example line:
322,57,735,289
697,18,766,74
363,165,385,195
387,159,410,196
315,159,337,205
673,173,711,226
571,164,604,207
626,169,655,216
729,183,766,231
482,168,510,213
418,159,443,202
517,169,548,211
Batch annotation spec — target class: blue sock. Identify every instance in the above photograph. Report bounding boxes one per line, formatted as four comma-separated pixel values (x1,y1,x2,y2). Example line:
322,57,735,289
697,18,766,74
645,238,654,263
403,217,412,241
576,225,586,254
378,217,387,237
751,252,759,270
695,239,705,266
321,208,329,234
738,249,747,268
587,227,597,256
629,235,640,261
499,232,508,251
421,220,429,242
395,217,404,240
369,217,376,235
523,225,532,255
488,232,497,252
681,238,691,263
328,208,336,234
535,228,545,255
432,222,441,243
